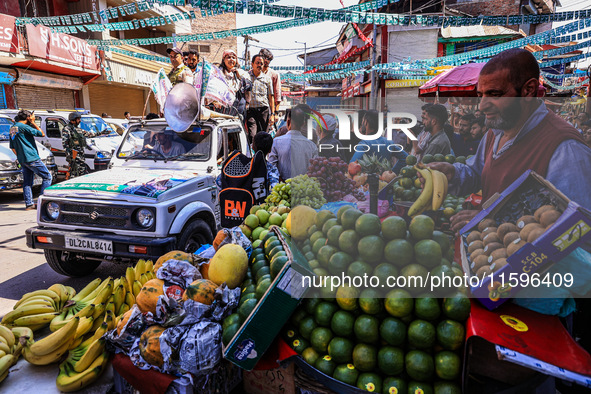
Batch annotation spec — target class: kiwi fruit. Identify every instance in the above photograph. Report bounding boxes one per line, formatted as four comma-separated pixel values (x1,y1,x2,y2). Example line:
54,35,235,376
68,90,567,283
470,249,486,261
466,231,482,244
497,223,518,240
483,242,503,256
478,218,497,232
507,239,526,256
516,215,537,229
488,248,507,264
476,265,492,279
468,240,484,254
520,223,544,241
481,227,498,239
534,205,555,221
539,209,561,228
503,232,521,247
527,226,546,243
471,254,490,272
483,232,501,246
490,258,508,272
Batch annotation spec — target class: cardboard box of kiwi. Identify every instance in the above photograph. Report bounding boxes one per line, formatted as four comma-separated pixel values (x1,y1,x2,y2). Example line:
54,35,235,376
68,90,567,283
223,225,316,370
459,170,591,310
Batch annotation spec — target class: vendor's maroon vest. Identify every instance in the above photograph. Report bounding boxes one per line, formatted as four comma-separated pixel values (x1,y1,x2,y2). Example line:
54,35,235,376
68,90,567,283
481,111,586,204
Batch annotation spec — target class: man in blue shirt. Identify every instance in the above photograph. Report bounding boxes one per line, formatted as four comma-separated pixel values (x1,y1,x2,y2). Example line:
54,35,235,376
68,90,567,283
350,110,408,175
9,110,52,210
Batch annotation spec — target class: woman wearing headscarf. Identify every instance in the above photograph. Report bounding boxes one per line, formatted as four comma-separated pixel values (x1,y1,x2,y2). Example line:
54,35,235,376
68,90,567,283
219,49,251,121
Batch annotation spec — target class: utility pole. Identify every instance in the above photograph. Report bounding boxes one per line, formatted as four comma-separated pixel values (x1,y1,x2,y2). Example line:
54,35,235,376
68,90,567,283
369,7,378,110
243,35,259,69
296,41,307,96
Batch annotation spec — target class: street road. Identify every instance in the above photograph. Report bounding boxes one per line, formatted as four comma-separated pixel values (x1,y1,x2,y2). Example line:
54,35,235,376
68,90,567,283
0,188,128,318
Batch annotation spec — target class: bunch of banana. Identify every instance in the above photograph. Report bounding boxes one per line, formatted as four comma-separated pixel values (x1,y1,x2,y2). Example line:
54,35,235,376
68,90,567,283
0,326,25,383
1,284,75,331
50,278,113,332
22,317,79,366
408,164,449,217
126,259,155,300
56,312,116,392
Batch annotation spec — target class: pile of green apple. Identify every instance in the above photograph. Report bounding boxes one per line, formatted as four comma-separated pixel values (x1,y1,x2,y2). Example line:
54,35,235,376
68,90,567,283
240,203,291,247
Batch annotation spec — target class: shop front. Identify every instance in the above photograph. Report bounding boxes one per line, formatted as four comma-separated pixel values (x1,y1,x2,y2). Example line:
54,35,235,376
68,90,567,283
88,47,166,118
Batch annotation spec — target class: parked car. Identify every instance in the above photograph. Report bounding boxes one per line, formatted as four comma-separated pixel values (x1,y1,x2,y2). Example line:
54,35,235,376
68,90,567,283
107,118,130,136
0,110,121,176
0,115,58,190
26,115,250,277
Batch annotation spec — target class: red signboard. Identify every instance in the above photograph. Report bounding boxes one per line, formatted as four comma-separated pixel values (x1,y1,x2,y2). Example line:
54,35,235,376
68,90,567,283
26,25,98,70
0,14,18,53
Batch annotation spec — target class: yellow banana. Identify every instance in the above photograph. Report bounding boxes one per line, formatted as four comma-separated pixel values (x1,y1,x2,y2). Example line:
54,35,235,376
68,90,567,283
13,290,60,309
16,297,56,311
135,259,146,281
0,369,8,383
125,292,135,308
132,281,142,298
80,277,112,304
50,311,69,332
105,302,115,316
125,267,136,293
90,314,104,333
0,342,9,354
145,260,154,274
73,338,106,373
113,278,121,289
11,311,59,327
28,317,79,356
0,350,6,359
11,327,33,341
89,282,113,306
23,337,71,365
74,303,95,319
74,316,94,339
139,273,148,286
119,275,130,294
408,166,433,217
117,303,130,317
68,336,83,351
2,304,57,325
56,351,109,392
91,303,106,321
0,353,15,376
81,322,108,349
65,286,77,300
27,323,47,332
145,271,154,281
48,284,69,308
72,278,101,302
104,311,116,330
0,325,15,349
431,169,446,211
113,285,125,313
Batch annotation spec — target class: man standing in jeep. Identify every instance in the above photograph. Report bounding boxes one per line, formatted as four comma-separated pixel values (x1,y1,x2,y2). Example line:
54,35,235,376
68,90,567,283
62,112,108,179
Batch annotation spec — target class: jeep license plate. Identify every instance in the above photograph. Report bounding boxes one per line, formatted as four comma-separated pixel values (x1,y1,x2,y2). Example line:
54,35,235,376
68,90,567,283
64,236,113,255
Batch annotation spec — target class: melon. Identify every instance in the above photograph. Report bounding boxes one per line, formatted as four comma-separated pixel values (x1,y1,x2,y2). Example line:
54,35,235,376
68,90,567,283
286,205,316,241
154,250,194,273
182,279,218,304
136,279,165,314
208,244,248,289
116,309,133,335
139,325,165,367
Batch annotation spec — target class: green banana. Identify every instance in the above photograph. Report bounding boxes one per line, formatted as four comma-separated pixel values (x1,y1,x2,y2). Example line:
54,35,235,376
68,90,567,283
73,338,106,372
56,351,109,392
71,278,101,302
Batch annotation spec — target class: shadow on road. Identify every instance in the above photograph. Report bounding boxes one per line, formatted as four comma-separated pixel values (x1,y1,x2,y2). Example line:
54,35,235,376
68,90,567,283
0,261,129,303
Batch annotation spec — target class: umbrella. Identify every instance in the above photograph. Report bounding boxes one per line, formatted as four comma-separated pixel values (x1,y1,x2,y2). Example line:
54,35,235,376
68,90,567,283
419,63,485,97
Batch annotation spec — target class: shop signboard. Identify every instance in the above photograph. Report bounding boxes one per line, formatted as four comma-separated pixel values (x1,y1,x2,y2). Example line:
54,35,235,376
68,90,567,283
0,14,18,53
26,25,99,70
385,79,429,88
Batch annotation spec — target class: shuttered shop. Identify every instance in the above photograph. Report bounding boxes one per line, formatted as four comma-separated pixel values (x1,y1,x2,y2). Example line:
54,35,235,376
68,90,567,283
89,84,149,117
15,85,75,109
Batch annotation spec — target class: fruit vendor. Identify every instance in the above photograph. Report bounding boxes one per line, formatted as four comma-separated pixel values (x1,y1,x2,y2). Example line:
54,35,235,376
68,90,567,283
350,110,408,175
429,48,591,321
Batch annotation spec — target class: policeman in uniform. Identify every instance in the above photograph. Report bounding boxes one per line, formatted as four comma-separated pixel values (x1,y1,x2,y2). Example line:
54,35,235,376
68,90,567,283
62,112,109,179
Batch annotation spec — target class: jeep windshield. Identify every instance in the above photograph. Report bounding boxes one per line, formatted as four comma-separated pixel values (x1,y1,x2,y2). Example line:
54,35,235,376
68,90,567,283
0,117,13,140
80,116,118,137
117,124,212,162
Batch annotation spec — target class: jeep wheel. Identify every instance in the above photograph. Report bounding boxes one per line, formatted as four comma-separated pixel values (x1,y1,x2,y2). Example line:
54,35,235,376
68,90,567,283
45,250,101,277
177,219,213,254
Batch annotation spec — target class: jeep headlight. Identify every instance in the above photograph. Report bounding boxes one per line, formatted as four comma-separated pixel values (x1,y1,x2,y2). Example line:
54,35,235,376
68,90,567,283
44,156,55,165
136,208,154,228
96,151,112,159
0,160,18,170
46,201,60,220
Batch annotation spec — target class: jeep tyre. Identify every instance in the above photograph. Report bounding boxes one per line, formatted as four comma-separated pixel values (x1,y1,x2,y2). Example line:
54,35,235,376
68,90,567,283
45,249,101,277
177,219,213,254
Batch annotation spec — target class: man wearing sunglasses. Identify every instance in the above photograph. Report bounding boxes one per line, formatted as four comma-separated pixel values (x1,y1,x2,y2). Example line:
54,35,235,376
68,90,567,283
166,47,193,86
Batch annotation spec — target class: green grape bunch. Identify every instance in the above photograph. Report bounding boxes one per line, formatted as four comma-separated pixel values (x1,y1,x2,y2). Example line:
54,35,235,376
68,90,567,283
265,181,292,206
289,175,326,209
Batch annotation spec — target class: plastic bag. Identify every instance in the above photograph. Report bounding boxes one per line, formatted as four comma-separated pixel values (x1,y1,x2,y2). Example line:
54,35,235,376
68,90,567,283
317,201,357,216
218,227,253,258
357,199,390,217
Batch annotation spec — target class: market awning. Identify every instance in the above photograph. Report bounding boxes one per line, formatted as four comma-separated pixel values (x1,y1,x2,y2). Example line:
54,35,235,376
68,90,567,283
418,62,485,97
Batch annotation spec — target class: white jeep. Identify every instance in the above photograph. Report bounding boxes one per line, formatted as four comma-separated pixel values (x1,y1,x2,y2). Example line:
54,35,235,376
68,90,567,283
26,116,250,277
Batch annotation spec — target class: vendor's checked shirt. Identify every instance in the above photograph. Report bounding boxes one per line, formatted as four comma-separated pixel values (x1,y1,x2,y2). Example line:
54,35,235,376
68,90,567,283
246,71,272,109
